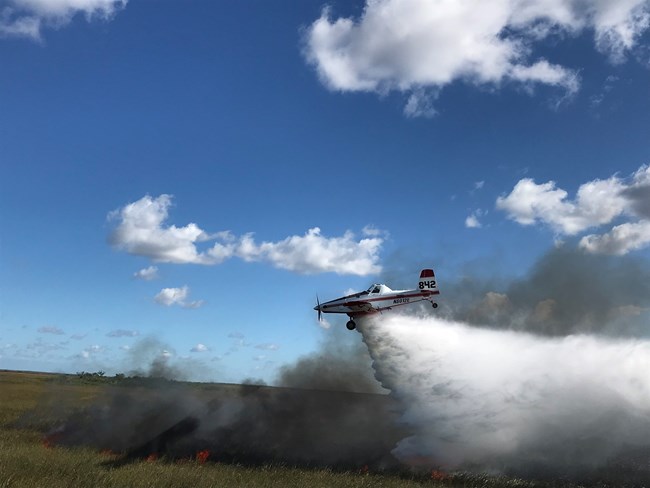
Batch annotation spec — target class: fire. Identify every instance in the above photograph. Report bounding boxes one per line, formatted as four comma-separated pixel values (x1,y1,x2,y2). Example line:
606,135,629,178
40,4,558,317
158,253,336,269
42,432,62,449
430,469,449,481
196,449,210,464
145,453,159,462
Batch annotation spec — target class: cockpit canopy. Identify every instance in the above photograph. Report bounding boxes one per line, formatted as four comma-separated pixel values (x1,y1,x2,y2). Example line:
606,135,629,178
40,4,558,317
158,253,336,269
362,284,393,295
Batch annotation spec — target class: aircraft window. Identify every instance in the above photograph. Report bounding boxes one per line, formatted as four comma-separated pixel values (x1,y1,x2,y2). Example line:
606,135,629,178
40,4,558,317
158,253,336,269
371,286,381,294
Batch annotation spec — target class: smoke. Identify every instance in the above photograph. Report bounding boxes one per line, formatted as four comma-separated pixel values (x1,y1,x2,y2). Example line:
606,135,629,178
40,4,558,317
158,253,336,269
393,248,650,337
359,314,650,478
33,330,402,470
25,247,650,481
278,323,385,394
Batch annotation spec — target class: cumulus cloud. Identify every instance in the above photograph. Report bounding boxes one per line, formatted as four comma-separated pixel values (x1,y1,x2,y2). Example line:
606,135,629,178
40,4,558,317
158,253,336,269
0,0,127,41
109,195,383,276
497,164,650,254
465,209,485,228
154,285,204,309
304,0,650,115
38,325,64,335
133,266,159,281
580,220,650,255
190,343,209,353
496,176,628,234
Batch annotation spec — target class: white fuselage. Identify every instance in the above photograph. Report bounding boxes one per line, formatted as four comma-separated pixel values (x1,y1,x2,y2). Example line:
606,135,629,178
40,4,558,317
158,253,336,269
316,283,439,318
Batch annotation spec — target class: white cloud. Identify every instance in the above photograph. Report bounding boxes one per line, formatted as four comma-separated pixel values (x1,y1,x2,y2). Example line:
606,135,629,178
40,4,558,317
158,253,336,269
110,195,383,276
190,343,209,353
109,195,215,265
304,0,650,115
580,221,650,255
154,285,204,309
497,164,650,255
0,0,127,41
77,344,103,359
235,228,382,275
255,343,279,351
465,212,482,229
133,266,159,281
466,208,487,228
496,176,627,235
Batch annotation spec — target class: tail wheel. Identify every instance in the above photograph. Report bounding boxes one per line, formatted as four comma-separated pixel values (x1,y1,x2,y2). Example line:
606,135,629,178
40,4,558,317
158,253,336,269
346,320,356,331
432,302,438,309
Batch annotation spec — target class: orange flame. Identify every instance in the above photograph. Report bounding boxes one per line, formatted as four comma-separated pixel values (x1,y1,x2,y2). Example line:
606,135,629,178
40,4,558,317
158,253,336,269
146,453,159,462
430,469,449,481
196,449,210,464
42,432,62,449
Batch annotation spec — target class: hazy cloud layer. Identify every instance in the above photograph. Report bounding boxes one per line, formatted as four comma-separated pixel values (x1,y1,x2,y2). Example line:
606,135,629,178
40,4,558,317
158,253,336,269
37,326,65,335
304,0,650,115
0,0,127,40
497,164,650,254
109,195,383,275
106,329,139,338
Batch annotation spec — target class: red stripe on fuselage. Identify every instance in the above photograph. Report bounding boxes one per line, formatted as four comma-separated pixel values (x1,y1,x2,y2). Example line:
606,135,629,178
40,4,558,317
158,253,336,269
346,290,439,306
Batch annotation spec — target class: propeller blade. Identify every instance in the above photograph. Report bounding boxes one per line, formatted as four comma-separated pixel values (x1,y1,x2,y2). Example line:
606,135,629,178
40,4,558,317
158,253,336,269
316,295,322,322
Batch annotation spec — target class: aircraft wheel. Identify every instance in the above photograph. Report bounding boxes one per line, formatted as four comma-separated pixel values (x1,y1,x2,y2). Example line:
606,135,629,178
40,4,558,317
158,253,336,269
432,302,438,309
346,320,356,331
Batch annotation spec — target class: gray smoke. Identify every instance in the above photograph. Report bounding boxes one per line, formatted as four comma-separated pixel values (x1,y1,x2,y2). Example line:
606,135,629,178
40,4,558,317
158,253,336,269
32,331,401,470
278,323,385,394
415,248,650,337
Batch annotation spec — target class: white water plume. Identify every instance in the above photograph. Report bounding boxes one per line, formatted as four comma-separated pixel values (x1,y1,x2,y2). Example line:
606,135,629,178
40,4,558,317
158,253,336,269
359,314,650,474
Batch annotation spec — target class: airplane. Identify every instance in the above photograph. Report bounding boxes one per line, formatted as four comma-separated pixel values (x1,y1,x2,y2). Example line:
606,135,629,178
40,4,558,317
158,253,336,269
314,269,440,330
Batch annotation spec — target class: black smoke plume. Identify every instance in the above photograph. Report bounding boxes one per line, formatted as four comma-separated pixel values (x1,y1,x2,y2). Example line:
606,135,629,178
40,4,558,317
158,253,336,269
33,332,402,470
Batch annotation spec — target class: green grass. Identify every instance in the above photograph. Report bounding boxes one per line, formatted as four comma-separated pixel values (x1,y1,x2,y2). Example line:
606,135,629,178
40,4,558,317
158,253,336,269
0,370,619,488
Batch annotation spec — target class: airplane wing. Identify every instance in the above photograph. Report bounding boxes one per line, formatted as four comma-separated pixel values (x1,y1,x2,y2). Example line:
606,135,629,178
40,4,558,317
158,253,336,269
345,301,375,313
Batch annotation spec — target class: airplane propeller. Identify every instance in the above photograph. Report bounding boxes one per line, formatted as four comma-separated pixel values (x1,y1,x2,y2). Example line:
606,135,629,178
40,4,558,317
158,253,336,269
316,295,322,322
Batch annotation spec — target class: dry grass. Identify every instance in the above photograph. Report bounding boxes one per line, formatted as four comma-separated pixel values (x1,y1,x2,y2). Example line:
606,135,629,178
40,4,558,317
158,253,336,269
0,370,617,488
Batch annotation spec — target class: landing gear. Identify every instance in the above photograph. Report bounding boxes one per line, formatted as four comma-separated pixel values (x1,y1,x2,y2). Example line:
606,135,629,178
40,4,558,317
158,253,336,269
431,302,438,309
346,320,356,331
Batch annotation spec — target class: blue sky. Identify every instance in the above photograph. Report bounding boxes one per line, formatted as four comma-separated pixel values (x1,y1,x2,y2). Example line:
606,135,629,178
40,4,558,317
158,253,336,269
1,0,650,383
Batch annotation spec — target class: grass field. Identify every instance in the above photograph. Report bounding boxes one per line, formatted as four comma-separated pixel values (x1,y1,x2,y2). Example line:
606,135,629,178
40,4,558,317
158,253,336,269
0,370,641,488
